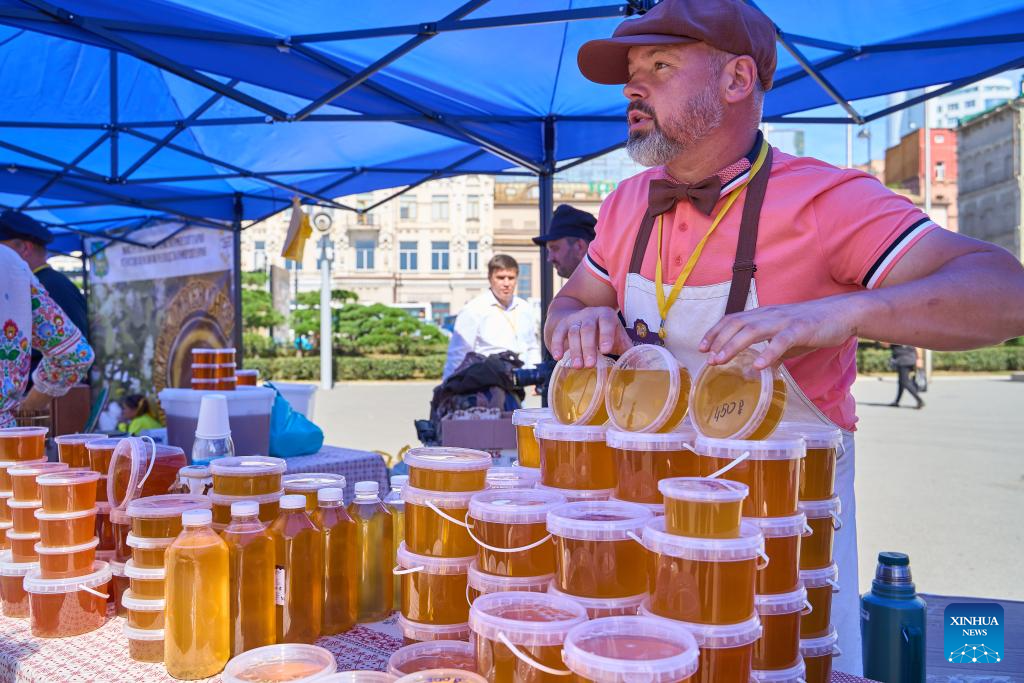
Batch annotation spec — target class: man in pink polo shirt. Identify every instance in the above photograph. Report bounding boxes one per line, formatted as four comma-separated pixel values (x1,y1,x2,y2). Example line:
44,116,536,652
545,0,1024,674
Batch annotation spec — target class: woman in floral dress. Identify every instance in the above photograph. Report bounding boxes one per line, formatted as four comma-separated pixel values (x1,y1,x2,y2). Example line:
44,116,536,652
1,244,94,428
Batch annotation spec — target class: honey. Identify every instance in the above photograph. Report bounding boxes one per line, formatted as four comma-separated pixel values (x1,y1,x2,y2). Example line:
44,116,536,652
468,489,564,578
95,502,114,553
192,363,217,380
125,594,165,630
36,537,98,579
469,592,587,683
547,500,652,599
0,550,35,617
549,355,611,426
798,498,841,570
107,439,188,509
37,470,100,514
608,428,700,505
535,421,615,491
313,488,358,635
7,530,39,563
110,508,131,562
696,434,805,518
236,369,259,386
800,627,839,683
607,345,692,433
659,477,748,538
164,509,230,679
546,581,647,619
84,438,122,474
403,485,475,558
644,518,764,625
192,347,217,364
35,507,97,547
512,408,552,469
641,605,762,683
405,447,491,492
0,427,47,461
746,515,806,595
126,494,212,539
562,615,700,682
466,560,552,604
213,347,236,364
800,565,838,638
780,423,843,502
282,473,346,512
270,495,323,643
110,560,128,615
124,625,165,663
126,533,172,569
221,643,339,682
397,614,471,644
1,459,45,494
125,560,165,600
387,640,477,678
9,462,69,502
385,476,407,612
9,499,41,534
691,350,787,441
348,482,393,623
397,542,473,625
211,456,286,496
211,490,285,526
535,484,613,503
24,561,110,637
54,433,107,469
223,501,276,656
753,588,808,671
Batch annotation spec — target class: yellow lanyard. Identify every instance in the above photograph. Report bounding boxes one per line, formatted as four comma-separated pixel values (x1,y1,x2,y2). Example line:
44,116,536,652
655,141,770,339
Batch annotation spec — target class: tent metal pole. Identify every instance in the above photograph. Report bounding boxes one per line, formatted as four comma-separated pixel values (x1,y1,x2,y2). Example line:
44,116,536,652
109,50,118,180
773,31,864,125
762,115,854,124
0,121,107,129
233,193,244,363
17,132,111,209
538,117,555,369
0,138,107,182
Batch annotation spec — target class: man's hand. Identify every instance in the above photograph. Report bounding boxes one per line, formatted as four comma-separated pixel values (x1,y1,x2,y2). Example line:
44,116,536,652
699,294,862,369
549,306,632,368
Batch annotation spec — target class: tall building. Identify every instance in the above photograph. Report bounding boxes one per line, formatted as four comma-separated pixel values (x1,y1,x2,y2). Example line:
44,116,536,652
885,77,1017,148
883,128,959,231
957,98,1024,260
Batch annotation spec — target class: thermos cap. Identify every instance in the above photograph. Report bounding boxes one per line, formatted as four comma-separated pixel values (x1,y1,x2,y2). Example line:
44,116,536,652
875,551,913,586
878,551,909,567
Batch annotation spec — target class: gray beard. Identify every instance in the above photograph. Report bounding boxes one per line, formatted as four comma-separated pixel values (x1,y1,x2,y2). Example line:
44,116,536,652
626,127,683,167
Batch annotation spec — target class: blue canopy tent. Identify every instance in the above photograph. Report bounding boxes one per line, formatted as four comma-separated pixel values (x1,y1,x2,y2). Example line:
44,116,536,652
0,0,1022,348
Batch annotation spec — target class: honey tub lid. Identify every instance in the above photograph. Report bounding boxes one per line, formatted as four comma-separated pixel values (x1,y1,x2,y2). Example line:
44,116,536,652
750,659,807,683
511,407,553,427
546,500,652,542
222,643,337,683
563,615,700,683
640,601,763,648
125,493,211,519
606,344,691,433
642,517,765,562
690,349,781,440
403,447,492,473
208,455,286,477
469,488,565,525
24,560,111,594
548,355,612,426
469,590,588,647
387,641,476,678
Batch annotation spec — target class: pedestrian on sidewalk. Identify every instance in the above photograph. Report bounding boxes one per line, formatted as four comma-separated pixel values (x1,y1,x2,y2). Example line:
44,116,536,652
890,344,924,409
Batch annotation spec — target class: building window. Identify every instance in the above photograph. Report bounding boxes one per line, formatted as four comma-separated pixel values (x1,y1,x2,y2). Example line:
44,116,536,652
355,239,375,271
517,263,532,299
399,241,418,271
934,134,945,144
431,195,449,221
964,100,976,108
254,240,266,270
935,161,945,181
466,195,480,220
399,197,417,221
467,241,479,271
431,241,450,271
947,102,959,111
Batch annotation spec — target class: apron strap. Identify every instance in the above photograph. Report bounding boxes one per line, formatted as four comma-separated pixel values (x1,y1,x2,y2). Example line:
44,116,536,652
724,145,774,315
628,207,656,275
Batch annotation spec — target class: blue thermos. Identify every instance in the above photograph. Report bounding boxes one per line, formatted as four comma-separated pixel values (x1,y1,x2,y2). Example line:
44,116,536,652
860,551,927,682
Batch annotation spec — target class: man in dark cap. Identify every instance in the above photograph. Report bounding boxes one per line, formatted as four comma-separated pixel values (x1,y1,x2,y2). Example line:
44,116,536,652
532,204,597,279
0,210,89,356
543,0,1024,673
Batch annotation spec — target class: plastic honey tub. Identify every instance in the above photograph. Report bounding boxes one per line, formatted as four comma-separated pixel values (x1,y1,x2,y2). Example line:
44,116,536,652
8,498,41,534
124,559,166,600
221,643,337,683
606,345,693,433
0,493,9,526
643,517,766,625
608,428,701,505
396,543,473,625
751,659,807,683
485,465,541,491
641,601,763,683
469,591,587,681
690,350,787,441
191,348,217,364
282,472,346,511
547,580,647,619
110,559,128,615
110,507,131,562
0,457,46,494
107,438,188,510
0,549,36,617
780,422,843,501
8,461,69,502
35,537,99,579
210,490,284,526
696,434,806,518
546,500,652,599
35,507,97,547
122,589,165,630
402,485,476,558
746,514,807,595
800,627,840,683
126,494,212,539
658,477,748,538
563,615,700,682
535,420,615,491
54,433,107,469
548,355,612,426
123,624,165,663
466,560,552,604
210,455,286,496
397,615,470,645
24,560,111,637
7,530,40,563
236,369,259,386
126,533,173,569
800,564,839,638
84,438,123,474
191,363,217,380
36,470,101,514
0,520,8,549
467,488,564,577
798,498,841,570
511,407,551,469
535,483,613,503
404,447,491,493
0,427,47,461
387,640,477,678
753,588,811,671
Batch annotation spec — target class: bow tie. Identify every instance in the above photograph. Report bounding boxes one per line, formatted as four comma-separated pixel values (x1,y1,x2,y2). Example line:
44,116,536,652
648,175,723,217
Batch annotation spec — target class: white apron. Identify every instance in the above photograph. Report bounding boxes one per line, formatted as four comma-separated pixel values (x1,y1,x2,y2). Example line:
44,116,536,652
620,146,863,674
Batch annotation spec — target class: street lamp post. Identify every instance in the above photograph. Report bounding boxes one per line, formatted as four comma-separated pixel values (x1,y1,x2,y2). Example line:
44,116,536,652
314,213,334,391
857,127,872,172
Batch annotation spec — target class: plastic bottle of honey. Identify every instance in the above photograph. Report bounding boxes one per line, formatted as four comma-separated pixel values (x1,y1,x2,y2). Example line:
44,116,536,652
313,487,357,635
164,509,230,680
270,494,323,643
347,481,393,622
222,500,275,656
383,475,407,612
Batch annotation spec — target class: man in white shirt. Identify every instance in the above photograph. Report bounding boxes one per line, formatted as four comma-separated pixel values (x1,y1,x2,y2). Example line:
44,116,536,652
443,254,541,378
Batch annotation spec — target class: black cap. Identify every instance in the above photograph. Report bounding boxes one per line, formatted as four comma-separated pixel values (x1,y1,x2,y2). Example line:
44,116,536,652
878,551,910,567
533,204,597,246
0,210,52,245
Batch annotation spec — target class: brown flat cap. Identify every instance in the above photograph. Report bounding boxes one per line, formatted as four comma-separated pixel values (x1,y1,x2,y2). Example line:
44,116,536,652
578,0,778,90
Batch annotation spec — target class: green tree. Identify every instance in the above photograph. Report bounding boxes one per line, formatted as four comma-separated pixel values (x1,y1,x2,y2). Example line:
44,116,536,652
291,289,358,342
334,303,447,356
241,271,285,357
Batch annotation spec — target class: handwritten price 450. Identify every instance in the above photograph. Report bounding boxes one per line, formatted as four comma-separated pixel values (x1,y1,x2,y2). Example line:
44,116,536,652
712,399,745,423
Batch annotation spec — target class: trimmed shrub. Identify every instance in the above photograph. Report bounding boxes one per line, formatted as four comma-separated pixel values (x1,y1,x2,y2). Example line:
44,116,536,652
245,354,446,382
856,346,1024,373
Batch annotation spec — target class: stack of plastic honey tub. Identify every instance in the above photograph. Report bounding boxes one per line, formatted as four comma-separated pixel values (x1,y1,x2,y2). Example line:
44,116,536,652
0,427,50,553
122,493,212,658
84,437,122,513
398,446,490,644
23,466,110,637
192,347,238,391
787,422,844,683
282,472,344,513
209,456,287,529
108,506,131,615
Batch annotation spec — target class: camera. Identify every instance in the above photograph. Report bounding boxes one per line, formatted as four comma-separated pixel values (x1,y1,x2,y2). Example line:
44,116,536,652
514,359,556,396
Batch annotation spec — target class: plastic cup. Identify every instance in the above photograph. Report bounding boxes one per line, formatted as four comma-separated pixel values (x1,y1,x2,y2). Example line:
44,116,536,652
125,494,212,539
607,345,693,433
210,455,286,496
196,393,231,438
397,615,470,645
0,549,37,617
0,458,46,498
549,355,612,426
9,462,69,502
546,580,647,620
751,659,807,683
753,588,810,671
563,615,700,683
485,465,541,490
404,447,491,492
607,427,701,505
396,542,473,626
658,477,748,538
387,640,477,678
798,498,841,570
221,643,337,683
511,408,551,468
107,438,188,510
54,433,107,469
466,560,552,604
780,422,843,501
535,420,615,491
696,434,806,518
691,350,787,441
0,427,47,461
402,485,477,558
35,507,97,547
24,560,111,637
643,517,766,625
800,564,839,638
800,627,840,683
467,488,564,577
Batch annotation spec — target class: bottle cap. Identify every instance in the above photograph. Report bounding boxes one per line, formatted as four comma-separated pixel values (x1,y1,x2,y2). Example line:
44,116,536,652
355,481,379,496
390,475,409,488
231,501,259,517
318,487,344,503
280,494,307,510
195,394,231,439
182,509,212,526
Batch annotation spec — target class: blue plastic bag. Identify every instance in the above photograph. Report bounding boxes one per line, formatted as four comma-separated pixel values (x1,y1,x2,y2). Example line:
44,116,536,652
265,382,324,458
